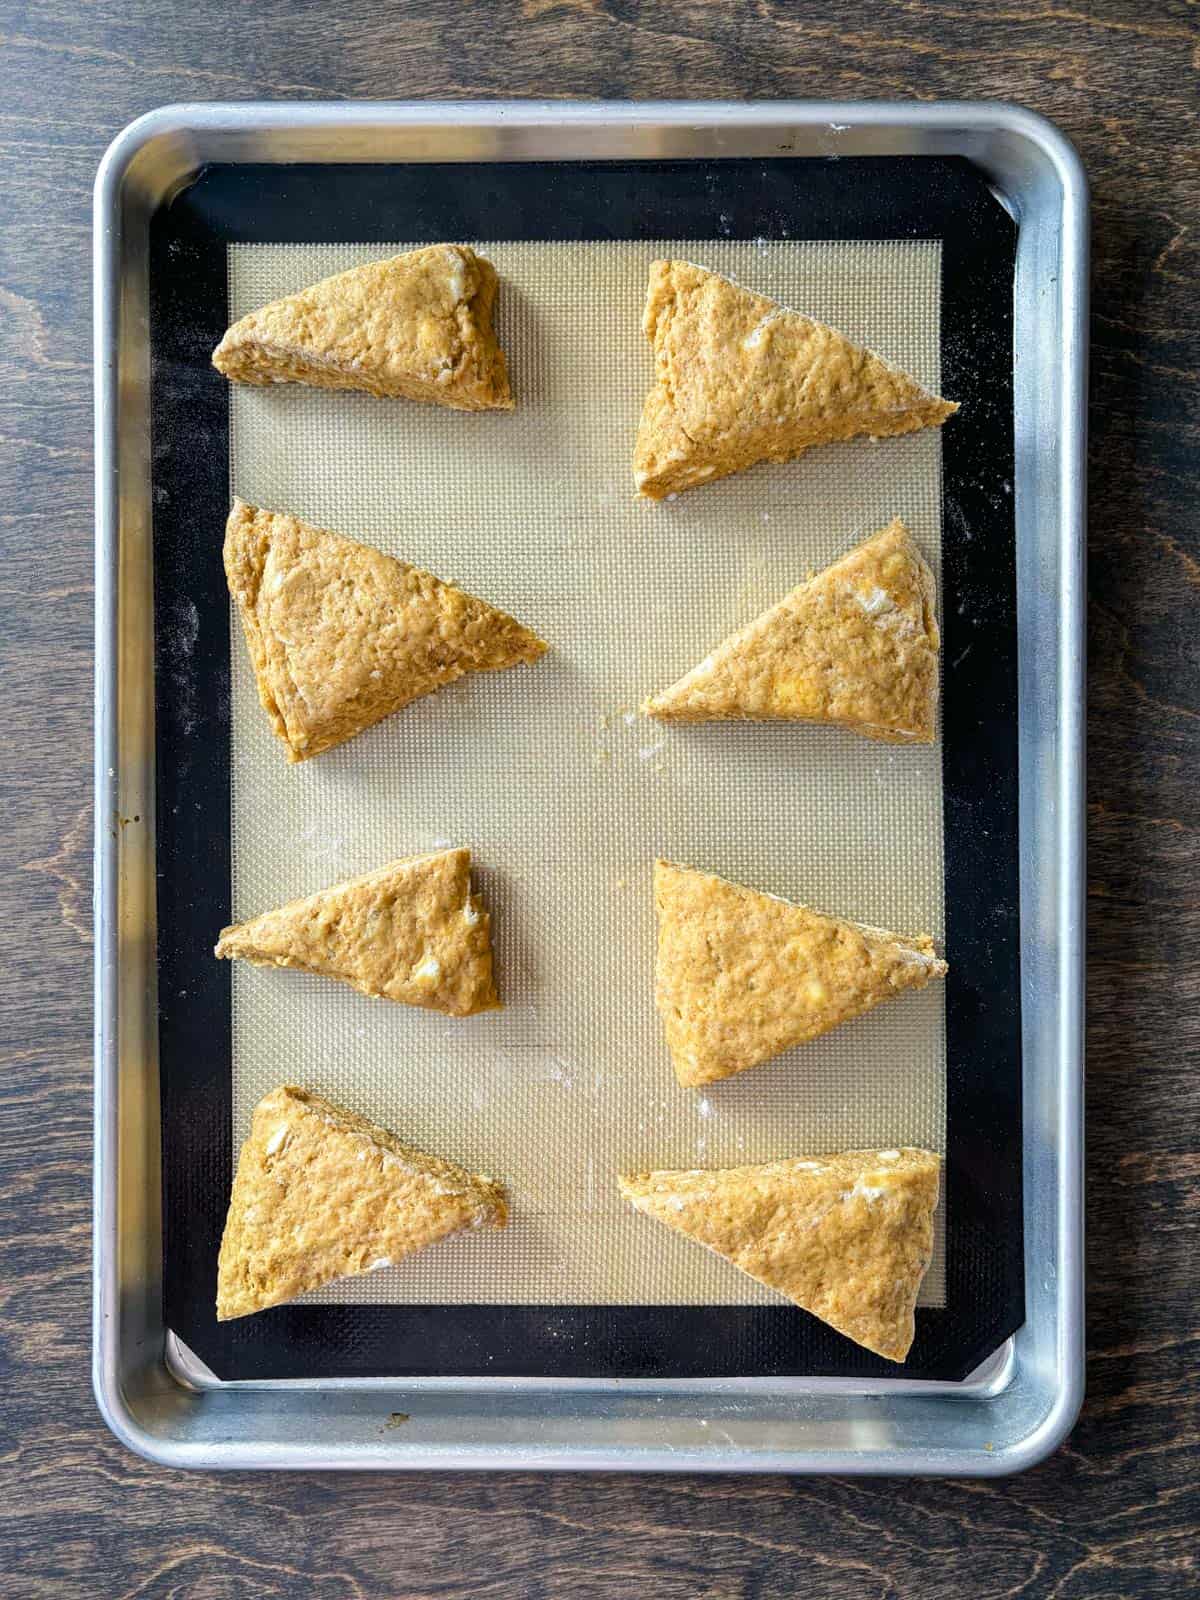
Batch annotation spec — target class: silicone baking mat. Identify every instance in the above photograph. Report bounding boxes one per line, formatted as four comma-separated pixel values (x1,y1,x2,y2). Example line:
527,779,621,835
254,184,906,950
227,237,948,1308
150,157,1023,1380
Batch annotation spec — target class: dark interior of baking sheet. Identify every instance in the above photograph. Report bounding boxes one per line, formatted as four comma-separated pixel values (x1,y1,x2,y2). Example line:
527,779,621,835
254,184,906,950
149,155,1022,1381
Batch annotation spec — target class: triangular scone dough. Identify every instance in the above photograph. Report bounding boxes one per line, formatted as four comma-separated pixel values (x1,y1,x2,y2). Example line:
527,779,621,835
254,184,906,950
225,500,547,761
217,1085,508,1319
633,260,957,497
215,848,501,1016
654,860,947,1085
644,520,939,743
212,244,514,409
619,1148,940,1361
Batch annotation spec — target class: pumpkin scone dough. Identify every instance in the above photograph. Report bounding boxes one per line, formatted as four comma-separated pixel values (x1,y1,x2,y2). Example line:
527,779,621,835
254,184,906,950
619,1147,940,1362
654,860,947,1086
633,260,957,497
225,500,547,762
217,1085,508,1320
212,244,514,410
215,847,500,1016
644,519,940,744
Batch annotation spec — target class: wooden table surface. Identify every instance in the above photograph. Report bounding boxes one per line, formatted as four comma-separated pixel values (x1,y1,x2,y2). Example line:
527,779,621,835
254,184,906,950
2,2,1197,1594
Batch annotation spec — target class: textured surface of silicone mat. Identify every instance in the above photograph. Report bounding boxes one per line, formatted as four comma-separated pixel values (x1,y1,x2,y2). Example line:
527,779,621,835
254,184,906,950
227,237,948,1308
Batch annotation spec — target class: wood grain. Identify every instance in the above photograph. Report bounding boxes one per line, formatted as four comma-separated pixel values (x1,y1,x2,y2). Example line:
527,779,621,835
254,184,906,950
1,0,1197,1594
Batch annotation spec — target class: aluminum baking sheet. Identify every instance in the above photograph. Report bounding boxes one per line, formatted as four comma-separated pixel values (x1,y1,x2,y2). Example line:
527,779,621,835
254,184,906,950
95,101,1086,1474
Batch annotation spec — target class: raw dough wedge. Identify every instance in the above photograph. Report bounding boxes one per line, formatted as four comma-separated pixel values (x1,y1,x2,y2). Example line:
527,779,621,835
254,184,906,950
217,1085,508,1320
643,519,939,743
212,244,514,409
225,500,547,762
633,260,957,497
215,847,500,1016
618,1147,940,1362
654,860,946,1086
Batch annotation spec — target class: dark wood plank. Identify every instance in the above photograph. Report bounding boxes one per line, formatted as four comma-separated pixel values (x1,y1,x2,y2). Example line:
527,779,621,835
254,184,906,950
1,1,1197,1594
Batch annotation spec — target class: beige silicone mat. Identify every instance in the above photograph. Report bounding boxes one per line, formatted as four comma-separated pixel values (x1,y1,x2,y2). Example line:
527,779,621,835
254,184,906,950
227,238,947,1307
